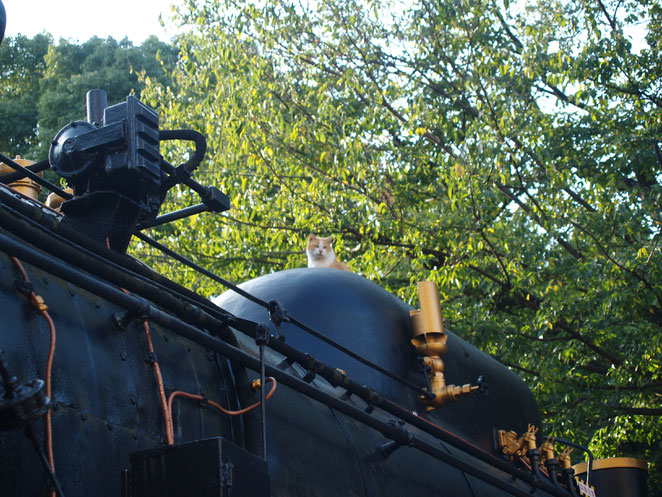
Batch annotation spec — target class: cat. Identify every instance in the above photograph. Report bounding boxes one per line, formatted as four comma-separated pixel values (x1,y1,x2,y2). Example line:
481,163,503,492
306,234,351,271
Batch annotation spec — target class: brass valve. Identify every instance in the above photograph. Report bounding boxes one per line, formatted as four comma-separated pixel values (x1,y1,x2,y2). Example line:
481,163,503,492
539,438,556,467
523,424,538,451
410,281,483,411
497,424,539,460
557,447,573,469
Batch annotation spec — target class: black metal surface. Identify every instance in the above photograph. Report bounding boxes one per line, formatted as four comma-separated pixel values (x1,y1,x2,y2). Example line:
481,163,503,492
135,230,433,399
86,89,107,127
0,82,581,496
0,244,240,497
576,465,649,497
0,226,571,497
215,268,541,450
129,437,270,497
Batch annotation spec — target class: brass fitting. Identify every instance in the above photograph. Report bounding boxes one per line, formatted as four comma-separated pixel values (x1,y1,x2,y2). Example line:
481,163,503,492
557,448,573,469
0,156,41,200
30,294,49,313
539,438,556,466
410,281,480,411
523,424,539,451
251,379,263,391
497,425,539,459
46,188,74,211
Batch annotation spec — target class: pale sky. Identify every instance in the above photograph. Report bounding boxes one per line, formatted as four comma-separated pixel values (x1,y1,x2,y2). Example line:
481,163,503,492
3,0,177,44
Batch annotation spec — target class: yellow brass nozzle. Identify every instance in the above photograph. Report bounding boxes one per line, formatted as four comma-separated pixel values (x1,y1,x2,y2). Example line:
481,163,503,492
46,188,74,211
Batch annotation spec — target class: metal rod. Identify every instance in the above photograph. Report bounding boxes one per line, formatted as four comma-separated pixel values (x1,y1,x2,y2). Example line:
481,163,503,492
0,186,226,321
259,342,267,460
0,159,50,185
24,422,67,497
0,153,72,200
133,230,434,398
140,203,208,229
0,231,571,497
0,205,566,495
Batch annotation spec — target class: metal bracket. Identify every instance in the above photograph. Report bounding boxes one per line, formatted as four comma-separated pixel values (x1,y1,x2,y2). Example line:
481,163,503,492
379,420,414,458
221,461,234,488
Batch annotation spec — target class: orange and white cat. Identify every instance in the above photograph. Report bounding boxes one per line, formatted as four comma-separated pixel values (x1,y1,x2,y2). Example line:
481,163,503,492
306,234,350,271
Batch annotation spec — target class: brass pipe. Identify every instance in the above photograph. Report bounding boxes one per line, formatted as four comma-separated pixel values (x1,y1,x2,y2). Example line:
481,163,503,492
410,281,480,410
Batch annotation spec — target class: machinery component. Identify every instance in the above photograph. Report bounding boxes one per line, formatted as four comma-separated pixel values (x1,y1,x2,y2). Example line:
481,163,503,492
540,439,566,492
46,188,74,211
574,458,648,497
47,91,231,252
497,424,538,460
0,353,49,430
49,92,162,251
409,281,482,410
129,437,271,497
0,156,41,200
49,94,160,191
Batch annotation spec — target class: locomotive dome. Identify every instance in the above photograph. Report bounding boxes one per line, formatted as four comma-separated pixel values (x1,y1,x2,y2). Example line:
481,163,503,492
215,268,541,451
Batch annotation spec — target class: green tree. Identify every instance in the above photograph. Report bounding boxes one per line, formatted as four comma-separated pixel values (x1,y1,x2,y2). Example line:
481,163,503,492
140,0,662,491
35,35,178,158
0,33,51,156
0,33,177,161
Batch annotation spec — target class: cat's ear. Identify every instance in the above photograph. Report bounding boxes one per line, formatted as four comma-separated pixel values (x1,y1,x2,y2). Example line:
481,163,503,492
324,236,334,243
308,233,315,241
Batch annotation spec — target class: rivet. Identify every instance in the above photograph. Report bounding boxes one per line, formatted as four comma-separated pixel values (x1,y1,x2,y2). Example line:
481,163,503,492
42,277,49,285
80,412,87,421
120,352,127,361
185,345,191,353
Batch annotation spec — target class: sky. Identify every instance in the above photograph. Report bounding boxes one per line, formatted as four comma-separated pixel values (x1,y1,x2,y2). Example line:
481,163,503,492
2,0,176,44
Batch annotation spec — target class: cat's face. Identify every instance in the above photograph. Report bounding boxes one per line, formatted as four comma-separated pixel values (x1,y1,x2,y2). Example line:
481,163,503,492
307,234,334,260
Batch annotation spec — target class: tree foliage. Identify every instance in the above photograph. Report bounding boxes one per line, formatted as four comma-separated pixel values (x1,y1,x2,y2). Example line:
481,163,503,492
0,34,177,160
140,0,661,491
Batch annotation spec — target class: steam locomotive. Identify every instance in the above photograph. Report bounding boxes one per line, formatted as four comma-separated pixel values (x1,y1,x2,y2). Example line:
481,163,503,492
0,5,649,496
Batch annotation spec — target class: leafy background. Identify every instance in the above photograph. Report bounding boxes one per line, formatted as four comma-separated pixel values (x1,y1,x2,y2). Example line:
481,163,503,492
1,0,660,492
